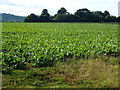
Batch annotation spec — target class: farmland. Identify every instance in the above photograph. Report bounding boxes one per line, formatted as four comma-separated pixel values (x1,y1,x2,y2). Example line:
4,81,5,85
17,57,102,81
2,23,119,88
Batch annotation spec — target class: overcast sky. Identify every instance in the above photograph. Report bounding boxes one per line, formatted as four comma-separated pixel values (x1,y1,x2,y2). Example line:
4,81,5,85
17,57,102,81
0,0,119,17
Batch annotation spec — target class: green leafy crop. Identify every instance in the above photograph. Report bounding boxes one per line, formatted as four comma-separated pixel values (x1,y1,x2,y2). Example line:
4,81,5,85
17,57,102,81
2,23,118,70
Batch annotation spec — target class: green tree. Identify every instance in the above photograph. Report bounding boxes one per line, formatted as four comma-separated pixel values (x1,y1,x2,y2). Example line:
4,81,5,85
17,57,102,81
52,7,69,22
24,13,39,22
74,8,92,21
104,10,110,17
92,11,105,22
39,9,50,22
57,7,67,14
118,16,120,22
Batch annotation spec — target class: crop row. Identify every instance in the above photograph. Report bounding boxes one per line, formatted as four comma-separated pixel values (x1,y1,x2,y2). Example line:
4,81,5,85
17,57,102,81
2,23,118,69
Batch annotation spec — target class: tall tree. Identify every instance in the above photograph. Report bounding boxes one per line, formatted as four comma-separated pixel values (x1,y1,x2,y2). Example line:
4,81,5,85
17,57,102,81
104,10,110,17
52,7,69,22
57,7,67,14
39,9,50,22
74,8,92,21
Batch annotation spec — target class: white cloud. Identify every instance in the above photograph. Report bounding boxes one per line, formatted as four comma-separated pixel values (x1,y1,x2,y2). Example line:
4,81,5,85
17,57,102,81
0,0,119,16
0,4,42,16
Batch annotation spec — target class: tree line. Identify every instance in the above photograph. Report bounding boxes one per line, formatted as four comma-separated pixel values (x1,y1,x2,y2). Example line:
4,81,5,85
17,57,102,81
24,7,119,22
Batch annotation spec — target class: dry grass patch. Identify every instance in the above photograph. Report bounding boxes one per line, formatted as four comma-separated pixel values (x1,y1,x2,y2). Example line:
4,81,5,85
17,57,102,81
55,57,118,88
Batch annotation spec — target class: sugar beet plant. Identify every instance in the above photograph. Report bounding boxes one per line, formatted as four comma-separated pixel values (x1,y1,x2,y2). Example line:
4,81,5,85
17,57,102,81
2,23,118,70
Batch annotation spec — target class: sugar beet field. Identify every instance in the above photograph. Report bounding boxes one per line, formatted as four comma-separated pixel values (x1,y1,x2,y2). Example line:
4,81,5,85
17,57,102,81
2,23,119,88
2,23,118,69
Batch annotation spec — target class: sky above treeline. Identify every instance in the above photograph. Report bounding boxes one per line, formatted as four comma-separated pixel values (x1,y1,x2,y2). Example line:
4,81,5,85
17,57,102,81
0,0,119,17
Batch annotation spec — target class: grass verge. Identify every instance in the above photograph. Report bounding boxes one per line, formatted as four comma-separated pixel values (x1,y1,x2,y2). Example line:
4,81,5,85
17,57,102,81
2,56,119,88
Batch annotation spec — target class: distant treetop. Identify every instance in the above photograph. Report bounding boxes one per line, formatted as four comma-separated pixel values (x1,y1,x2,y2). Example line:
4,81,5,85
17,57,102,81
24,7,118,22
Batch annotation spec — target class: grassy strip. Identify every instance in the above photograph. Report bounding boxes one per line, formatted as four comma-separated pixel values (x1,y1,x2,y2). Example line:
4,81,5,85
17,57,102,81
2,56,119,88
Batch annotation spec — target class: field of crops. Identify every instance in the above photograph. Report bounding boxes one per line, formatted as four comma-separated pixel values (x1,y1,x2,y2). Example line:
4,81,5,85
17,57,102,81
2,23,118,70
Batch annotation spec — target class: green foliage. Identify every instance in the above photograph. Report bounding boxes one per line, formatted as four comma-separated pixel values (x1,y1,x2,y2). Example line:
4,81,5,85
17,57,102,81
57,7,67,14
2,23,118,70
74,8,94,22
24,8,118,22
39,9,50,22
24,13,39,22
104,10,110,17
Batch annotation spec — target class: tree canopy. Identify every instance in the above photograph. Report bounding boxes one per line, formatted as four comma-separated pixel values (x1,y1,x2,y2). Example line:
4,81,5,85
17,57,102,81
39,9,50,22
24,13,39,22
24,8,118,22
